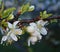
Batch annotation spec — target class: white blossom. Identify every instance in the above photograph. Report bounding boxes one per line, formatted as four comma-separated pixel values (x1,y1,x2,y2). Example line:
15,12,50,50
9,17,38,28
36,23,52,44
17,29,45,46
37,20,48,35
27,22,42,46
1,21,22,44
27,20,48,46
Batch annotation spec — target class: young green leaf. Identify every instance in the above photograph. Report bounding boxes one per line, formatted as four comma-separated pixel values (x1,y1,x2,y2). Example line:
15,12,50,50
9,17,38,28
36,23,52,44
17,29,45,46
20,3,30,14
0,3,4,17
0,0,2,5
1,19,8,27
40,11,52,19
50,19,57,23
2,7,16,18
6,13,14,21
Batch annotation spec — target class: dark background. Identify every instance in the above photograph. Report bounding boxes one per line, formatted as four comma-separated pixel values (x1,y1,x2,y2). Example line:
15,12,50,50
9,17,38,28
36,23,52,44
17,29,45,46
0,0,60,52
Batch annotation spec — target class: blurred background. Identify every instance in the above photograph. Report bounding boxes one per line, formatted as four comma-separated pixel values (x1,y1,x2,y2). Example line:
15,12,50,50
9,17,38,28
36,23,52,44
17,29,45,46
0,0,60,52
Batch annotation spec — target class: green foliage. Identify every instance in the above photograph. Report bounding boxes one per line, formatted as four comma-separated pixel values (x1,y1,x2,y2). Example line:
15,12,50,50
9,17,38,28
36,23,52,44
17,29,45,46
6,13,14,21
0,3,16,28
0,19,8,28
40,11,52,19
0,0,2,5
2,7,16,18
0,3,4,17
50,19,57,23
20,3,30,14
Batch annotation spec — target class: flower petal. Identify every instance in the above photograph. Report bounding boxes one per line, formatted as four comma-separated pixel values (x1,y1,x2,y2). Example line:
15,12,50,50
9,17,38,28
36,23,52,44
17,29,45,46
37,33,42,40
13,21,19,28
32,31,42,40
10,33,18,41
30,22,37,27
14,29,22,35
30,36,37,45
28,36,37,46
7,22,12,28
28,5,35,11
1,36,8,44
1,36,8,41
28,38,31,46
37,20,48,26
27,26,35,33
40,27,47,35
30,22,39,32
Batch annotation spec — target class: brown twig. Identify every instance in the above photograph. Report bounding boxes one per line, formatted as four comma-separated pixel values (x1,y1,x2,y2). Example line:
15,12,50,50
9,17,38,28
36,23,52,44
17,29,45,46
15,12,60,28
18,16,60,23
17,12,60,23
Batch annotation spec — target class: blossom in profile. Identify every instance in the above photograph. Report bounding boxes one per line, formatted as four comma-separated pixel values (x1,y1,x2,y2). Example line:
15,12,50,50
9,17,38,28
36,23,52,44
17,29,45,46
37,20,48,35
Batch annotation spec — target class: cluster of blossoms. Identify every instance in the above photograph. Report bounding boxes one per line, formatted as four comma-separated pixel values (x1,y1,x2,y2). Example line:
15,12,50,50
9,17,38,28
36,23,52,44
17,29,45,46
0,2,51,46
1,21,22,44
1,19,48,46
27,20,48,46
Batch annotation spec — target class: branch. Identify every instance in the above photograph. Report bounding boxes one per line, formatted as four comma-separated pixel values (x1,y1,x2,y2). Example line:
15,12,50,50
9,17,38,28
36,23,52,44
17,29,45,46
17,12,60,23
18,16,60,23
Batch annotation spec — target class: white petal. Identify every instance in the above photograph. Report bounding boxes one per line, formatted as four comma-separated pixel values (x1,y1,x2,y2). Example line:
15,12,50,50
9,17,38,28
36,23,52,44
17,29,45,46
30,37,37,43
40,27,47,35
29,5,35,9
28,38,31,46
13,21,19,28
31,31,39,36
37,33,42,40
37,20,43,25
10,33,18,41
28,36,37,46
29,5,35,11
33,31,42,40
14,29,22,35
27,26,35,33
37,20,48,26
1,36,8,41
0,28,4,34
6,28,9,32
30,22,37,27
7,22,12,28
7,31,12,36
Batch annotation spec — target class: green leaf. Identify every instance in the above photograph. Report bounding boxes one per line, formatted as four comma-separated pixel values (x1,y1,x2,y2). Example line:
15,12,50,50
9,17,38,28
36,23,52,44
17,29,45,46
20,3,30,14
50,19,57,23
0,3,4,17
2,7,16,18
1,19,8,27
43,11,47,15
7,13,14,21
40,11,52,19
0,0,2,5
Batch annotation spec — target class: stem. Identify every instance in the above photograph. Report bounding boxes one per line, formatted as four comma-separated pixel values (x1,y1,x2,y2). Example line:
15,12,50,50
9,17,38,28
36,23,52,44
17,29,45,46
16,12,60,28
18,15,60,24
